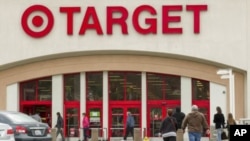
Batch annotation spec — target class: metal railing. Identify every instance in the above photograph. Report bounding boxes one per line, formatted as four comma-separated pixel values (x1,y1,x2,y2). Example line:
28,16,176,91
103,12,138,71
77,127,108,141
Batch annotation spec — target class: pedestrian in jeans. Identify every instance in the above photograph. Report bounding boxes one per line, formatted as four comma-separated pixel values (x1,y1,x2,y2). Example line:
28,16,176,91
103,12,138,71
82,113,90,141
160,109,178,141
213,106,225,141
55,112,65,141
122,111,135,141
181,105,210,141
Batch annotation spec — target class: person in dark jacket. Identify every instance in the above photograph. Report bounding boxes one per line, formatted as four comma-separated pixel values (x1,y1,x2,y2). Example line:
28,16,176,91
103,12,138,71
160,109,178,141
55,112,65,141
213,106,225,141
172,107,185,129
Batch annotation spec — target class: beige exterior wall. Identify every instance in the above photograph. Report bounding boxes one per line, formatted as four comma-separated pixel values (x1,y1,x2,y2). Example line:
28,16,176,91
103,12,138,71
0,54,245,119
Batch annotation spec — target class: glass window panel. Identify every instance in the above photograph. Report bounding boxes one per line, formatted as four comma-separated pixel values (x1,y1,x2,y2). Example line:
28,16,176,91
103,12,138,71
86,72,103,101
147,73,163,100
111,108,123,137
65,108,79,137
192,79,210,100
149,108,162,137
109,72,125,100
64,74,80,101
126,73,141,100
21,81,36,101
109,72,141,101
38,77,52,101
165,75,181,100
20,77,52,101
89,108,101,128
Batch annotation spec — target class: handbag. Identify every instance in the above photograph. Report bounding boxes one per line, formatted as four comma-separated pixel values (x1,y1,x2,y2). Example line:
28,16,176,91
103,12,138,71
221,130,228,140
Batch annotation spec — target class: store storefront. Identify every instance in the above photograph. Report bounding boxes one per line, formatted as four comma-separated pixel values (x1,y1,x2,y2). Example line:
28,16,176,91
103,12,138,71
17,69,212,140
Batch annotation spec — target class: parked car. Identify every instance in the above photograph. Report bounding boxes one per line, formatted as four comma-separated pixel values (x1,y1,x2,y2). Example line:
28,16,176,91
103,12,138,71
0,111,51,141
0,123,15,141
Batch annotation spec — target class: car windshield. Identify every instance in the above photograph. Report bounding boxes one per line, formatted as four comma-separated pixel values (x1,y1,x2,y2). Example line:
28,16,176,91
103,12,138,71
5,112,38,123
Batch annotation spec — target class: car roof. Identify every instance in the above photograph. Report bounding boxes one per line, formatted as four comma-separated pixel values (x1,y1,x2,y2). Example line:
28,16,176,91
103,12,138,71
0,111,42,124
0,122,9,125
0,111,22,114
0,111,26,117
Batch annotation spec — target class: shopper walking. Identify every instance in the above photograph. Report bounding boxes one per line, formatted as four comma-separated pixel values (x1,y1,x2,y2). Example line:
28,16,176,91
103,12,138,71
172,107,185,141
226,113,236,139
160,109,178,141
122,111,135,141
82,113,90,141
181,105,209,141
55,112,65,141
213,106,225,141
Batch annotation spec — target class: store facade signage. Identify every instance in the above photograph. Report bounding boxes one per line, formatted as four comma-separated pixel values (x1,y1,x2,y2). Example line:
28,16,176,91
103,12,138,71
21,4,207,38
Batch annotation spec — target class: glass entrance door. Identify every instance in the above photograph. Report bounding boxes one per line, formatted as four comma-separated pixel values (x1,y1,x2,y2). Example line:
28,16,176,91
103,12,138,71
86,105,102,138
64,106,80,137
147,103,179,137
20,104,52,127
110,108,123,137
88,107,102,128
109,105,141,140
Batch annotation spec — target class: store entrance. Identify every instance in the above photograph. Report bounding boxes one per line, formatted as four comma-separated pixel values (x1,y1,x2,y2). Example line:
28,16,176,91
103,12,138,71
65,105,80,137
20,104,52,127
109,103,141,140
147,101,180,137
86,103,103,139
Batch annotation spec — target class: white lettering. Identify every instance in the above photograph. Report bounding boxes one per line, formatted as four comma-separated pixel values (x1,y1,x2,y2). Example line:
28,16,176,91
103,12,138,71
234,129,247,136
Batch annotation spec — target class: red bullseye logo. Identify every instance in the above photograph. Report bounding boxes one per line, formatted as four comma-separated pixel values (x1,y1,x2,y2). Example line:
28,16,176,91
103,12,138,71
21,5,54,38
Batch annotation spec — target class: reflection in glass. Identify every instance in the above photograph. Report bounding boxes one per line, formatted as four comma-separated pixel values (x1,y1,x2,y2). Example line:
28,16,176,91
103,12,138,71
86,72,103,101
150,108,162,137
38,77,52,101
21,81,36,101
192,79,210,100
147,74,163,100
111,108,123,137
20,77,52,101
64,74,80,101
126,73,141,100
66,108,79,137
147,73,181,100
109,72,141,101
165,75,181,100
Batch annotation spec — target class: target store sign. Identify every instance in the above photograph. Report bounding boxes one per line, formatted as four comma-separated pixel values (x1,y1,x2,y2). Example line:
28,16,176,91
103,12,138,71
21,4,207,38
